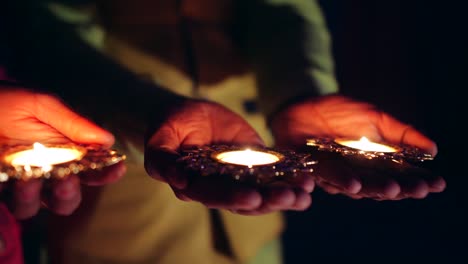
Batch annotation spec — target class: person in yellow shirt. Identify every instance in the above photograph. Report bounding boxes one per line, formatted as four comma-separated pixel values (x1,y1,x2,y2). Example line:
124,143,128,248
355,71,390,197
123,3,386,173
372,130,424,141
0,1,445,264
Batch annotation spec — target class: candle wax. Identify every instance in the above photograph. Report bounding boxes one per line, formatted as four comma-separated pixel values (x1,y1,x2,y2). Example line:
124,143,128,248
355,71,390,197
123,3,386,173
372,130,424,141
5,143,84,171
215,149,280,168
335,137,397,153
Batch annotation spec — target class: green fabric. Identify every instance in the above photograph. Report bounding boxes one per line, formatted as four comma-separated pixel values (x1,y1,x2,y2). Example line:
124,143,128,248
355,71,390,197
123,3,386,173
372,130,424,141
47,0,339,120
247,239,283,264
242,0,339,119
5,2,335,263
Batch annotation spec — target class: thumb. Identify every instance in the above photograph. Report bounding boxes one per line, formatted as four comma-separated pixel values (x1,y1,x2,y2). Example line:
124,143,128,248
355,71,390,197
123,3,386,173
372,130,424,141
145,125,188,189
34,94,115,148
376,113,437,157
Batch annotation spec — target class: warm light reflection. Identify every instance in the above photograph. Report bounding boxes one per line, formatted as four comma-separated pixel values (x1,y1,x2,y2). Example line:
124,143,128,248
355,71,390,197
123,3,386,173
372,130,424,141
5,143,84,172
215,149,280,168
335,137,397,153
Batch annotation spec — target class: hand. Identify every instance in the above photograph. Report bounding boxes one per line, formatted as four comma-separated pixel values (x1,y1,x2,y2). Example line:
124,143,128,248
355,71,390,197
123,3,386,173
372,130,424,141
271,94,446,200
0,88,126,219
145,100,314,215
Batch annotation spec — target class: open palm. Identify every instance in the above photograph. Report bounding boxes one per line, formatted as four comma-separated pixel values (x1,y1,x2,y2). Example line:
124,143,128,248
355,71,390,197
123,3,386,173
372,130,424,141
145,100,314,215
271,95,445,200
0,88,126,219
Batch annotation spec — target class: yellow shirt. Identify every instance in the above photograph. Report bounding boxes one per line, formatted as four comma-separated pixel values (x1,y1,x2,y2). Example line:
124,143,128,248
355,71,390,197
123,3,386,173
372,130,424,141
3,1,338,263
46,1,287,263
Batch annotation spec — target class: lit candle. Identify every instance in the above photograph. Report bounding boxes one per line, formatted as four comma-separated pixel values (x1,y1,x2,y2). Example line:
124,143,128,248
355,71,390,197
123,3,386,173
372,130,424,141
214,149,282,168
4,143,85,172
335,137,397,153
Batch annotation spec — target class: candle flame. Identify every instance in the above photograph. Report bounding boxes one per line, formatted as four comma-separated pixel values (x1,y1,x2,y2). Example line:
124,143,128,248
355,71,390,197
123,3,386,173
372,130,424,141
359,136,370,143
215,148,280,167
7,142,84,173
32,142,53,172
335,137,397,153
33,142,46,150
245,149,253,168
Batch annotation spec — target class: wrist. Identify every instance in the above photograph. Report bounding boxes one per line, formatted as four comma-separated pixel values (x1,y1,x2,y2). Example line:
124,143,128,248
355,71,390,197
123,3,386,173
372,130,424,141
268,92,340,128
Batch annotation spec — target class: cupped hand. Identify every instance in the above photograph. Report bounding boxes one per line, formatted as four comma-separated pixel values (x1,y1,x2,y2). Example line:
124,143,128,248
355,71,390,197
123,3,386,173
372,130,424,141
270,94,446,200
0,88,126,219
145,100,314,215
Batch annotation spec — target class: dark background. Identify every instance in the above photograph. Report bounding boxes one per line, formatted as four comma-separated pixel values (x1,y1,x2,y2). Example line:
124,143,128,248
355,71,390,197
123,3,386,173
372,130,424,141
3,0,466,262
283,0,467,262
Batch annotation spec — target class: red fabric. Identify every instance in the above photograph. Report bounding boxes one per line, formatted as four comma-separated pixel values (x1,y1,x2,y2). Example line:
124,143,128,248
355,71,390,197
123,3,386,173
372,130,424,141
0,67,8,80
0,203,24,264
0,67,16,82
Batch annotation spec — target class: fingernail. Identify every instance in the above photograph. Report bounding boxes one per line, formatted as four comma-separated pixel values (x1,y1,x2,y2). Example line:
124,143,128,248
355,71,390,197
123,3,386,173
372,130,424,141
412,180,429,199
430,177,446,192
346,178,362,194
55,182,77,200
383,180,401,199
234,189,262,209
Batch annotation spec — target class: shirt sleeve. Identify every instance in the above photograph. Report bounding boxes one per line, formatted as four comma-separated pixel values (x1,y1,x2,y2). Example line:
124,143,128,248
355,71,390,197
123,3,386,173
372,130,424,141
0,0,187,135
240,0,339,119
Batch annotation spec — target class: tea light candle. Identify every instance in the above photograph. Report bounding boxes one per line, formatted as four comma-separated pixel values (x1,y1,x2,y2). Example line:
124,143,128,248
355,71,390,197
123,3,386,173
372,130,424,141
335,137,397,153
0,143,125,182
307,136,431,164
178,145,317,185
4,142,85,172
213,149,281,168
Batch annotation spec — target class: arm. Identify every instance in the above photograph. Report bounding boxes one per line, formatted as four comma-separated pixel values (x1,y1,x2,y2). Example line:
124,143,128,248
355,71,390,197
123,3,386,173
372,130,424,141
1,0,187,127
0,86,126,219
240,0,445,200
1,2,313,214
239,0,339,120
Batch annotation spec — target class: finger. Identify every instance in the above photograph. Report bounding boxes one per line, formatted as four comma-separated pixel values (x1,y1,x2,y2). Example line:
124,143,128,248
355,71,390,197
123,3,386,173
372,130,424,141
145,123,192,189
314,154,362,194
42,175,82,215
147,125,186,152
147,109,217,151
316,181,343,195
235,184,311,214
171,188,192,202
392,172,430,199
359,180,400,199
401,166,446,193
265,173,315,193
357,170,401,200
144,147,187,189
11,179,42,219
375,113,437,156
428,176,446,193
147,104,263,150
259,186,296,211
35,94,115,148
290,189,312,211
345,193,365,200
79,162,127,186
286,175,315,193
400,126,437,157
316,181,365,199
183,177,262,210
